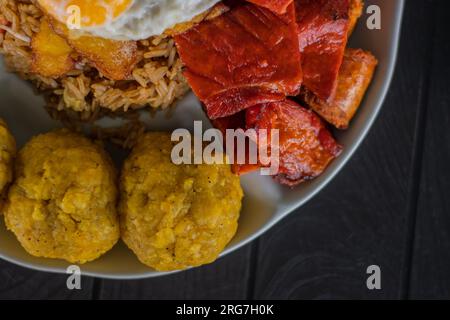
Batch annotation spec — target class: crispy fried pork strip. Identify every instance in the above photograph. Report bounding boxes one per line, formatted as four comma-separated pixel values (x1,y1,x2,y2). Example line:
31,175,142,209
300,48,378,129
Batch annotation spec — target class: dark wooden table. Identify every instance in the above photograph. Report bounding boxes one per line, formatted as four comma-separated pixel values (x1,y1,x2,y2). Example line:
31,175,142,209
1,0,449,300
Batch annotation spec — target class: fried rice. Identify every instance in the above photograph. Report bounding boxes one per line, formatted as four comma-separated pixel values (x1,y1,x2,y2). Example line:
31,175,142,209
0,0,190,121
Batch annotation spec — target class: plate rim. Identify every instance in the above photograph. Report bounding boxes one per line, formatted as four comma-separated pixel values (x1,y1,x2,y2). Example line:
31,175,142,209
0,0,406,280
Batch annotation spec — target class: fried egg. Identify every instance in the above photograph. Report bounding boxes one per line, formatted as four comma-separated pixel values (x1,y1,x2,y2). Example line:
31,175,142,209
38,0,221,40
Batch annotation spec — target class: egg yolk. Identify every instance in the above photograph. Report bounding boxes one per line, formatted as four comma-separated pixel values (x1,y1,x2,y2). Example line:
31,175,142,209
38,0,133,28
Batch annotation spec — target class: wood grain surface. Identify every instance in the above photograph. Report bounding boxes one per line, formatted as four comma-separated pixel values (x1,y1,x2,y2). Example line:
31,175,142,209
409,0,450,299
0,0,448,300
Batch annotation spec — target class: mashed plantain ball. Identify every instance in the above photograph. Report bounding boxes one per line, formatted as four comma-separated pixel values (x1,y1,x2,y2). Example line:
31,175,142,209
3,129,119,264
120,132,243,271
0,119,16,203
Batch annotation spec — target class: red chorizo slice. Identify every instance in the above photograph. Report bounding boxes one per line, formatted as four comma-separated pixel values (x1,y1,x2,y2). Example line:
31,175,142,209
210,109,246,135
213,100,342,185
175,3,302,119
245,0,294,14
241,99,342,186
295,0,350,101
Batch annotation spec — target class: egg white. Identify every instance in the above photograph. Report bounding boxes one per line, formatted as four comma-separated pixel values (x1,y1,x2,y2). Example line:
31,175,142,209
81,0,221,40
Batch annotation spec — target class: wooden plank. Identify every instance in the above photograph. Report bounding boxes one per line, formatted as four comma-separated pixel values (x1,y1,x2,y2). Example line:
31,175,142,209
251,0,436,299
98,246,253,299
0,259,94,299
409,0,450,299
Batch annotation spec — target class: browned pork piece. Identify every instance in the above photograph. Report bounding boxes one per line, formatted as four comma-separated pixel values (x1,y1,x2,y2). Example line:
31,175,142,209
300,48,378,129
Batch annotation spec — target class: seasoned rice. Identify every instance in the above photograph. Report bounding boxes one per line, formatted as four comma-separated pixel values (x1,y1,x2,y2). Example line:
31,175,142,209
91,119,146,150
0,0,190,121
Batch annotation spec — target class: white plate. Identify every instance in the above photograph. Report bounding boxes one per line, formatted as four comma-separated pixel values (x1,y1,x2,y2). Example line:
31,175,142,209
0,0,405,279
